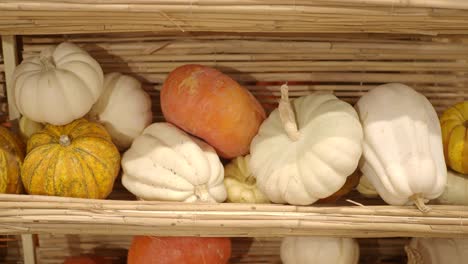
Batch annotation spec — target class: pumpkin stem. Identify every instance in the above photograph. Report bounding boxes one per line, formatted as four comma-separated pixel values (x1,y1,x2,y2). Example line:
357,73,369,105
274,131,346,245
194,184,216,203
278,84,300,141
59,135,71,147
39,48,56,72
405,245,424,264
410,194,431,213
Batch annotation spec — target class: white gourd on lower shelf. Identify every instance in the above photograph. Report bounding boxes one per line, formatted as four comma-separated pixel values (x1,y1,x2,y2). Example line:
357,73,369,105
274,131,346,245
250,85,363,205
121,122,227,203
355,83,447,212
280,237,360,264
88,72,152,150
406,238,468,264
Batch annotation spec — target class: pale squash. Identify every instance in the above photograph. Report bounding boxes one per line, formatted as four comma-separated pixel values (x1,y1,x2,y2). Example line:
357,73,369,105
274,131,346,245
0,126,25,194
435,169,468,205
440,101,468,174
21,118,120,198
356,174,379,198
12,42,104,125
280,237,360,264
88,72,152,150
356,83,446,212
250,85,363,205
121,122,226,202
406,238,468,264
19,116,44,141
224,155,270,204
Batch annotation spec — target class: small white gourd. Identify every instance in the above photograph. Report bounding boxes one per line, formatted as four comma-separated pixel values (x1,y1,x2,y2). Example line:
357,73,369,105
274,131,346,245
436,170,468,205
223,155,270,204
406,238,468,264
281,237,360,264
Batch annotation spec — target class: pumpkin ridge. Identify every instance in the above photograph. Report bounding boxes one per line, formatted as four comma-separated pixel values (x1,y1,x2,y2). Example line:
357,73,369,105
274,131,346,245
0,152,8,193
72,146,114,178
73,150,96,198
25,146,59,195
15,72,39,116
50,148,63,196
55,70,92,119
22,146,48,189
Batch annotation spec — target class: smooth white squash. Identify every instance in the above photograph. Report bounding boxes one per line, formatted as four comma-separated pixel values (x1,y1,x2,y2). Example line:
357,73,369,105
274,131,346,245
281,237,360,264
121,122,226,203
406,238,468,264
12,42,104,125
88,72,152,150
250,84,363,205
355,83,446,212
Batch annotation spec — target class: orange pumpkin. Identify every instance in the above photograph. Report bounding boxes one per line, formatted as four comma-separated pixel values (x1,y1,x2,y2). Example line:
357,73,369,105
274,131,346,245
128,236,231,264
64,255,112,264
0,125,25,194
161,64,266,158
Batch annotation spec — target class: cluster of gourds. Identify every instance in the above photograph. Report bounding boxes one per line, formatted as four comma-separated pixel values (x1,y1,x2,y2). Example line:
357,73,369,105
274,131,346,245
4,42,152,199
3,41,468,264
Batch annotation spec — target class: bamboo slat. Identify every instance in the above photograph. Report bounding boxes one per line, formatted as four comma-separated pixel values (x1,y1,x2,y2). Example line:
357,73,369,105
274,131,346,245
0,194,466,238
2,1,468,35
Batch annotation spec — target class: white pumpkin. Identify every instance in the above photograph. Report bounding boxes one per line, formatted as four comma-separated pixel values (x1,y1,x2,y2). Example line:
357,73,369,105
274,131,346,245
406,238,468,264
436,170,468,205
88,72,152,150
224,155,270,204
281,237,360,264
355,83,446,212
18,116,44,140
12,42,104,125
121,122,227,202
249,84,363,205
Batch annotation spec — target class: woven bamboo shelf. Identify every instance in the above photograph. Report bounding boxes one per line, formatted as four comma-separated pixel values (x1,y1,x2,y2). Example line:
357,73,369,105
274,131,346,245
2,1,468,263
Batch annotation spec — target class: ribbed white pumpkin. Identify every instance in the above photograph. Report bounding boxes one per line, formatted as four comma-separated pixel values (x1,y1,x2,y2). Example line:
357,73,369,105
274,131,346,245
88,72,152,150
121,122,227,202
356,83,446,212
12,42,104,125
249,85,363,205
406,238,468,264
281,237,360,264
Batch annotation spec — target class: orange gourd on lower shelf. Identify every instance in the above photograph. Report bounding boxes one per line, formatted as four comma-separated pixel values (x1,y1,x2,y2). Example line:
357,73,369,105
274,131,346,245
128,236,231,264
161,64,266,159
